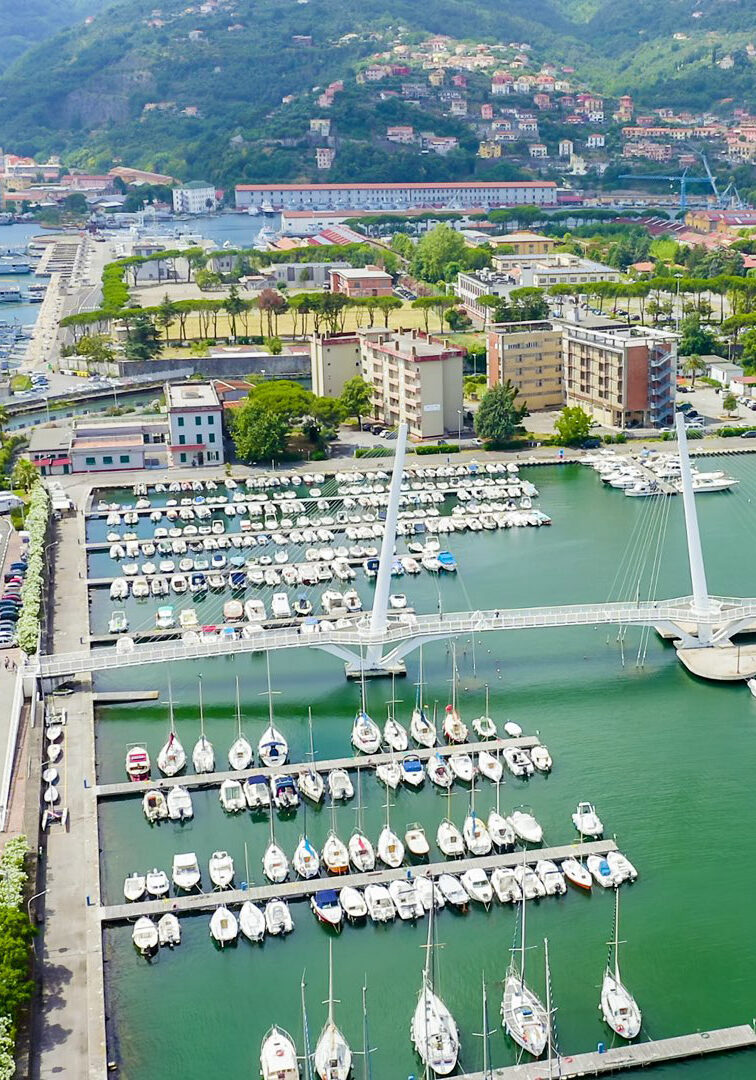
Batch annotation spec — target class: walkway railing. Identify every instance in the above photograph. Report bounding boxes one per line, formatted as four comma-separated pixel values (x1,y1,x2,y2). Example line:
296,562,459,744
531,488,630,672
0,669,28,832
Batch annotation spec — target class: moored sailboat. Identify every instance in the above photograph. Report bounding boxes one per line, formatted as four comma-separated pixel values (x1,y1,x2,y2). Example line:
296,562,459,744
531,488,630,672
600,887,642,1039
410,904,459,1076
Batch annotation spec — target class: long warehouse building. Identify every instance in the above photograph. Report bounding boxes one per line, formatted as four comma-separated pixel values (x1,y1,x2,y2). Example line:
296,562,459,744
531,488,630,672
235,181,558,212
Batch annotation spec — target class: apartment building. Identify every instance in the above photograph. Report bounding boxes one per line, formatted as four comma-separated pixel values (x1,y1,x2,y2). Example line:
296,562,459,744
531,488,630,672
310,333,362,398
359,329,464,439
329,267,393,298
165,381,224,466
456,269,513,324
68,419,169,472
234,181,558,212
561,323,677,429
486,321,563,411
172,181,216,214
491,251,620,288
491,231,557,256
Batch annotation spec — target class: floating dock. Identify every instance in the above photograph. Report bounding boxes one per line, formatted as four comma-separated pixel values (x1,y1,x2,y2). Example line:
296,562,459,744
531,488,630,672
95,736,539,799
461,1024,756,1078
92,691,160,704
99,838,615,923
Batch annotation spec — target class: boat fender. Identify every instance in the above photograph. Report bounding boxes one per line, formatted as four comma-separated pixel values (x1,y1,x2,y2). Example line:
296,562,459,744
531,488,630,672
617,1024,624,1033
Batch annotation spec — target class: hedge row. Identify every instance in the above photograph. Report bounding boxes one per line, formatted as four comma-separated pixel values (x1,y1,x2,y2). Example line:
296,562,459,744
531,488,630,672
0,835,31,1080
16,484,50,655
415,443,461,456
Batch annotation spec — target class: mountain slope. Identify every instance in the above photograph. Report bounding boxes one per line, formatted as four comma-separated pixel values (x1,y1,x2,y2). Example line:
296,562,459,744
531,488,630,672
0,0,110,74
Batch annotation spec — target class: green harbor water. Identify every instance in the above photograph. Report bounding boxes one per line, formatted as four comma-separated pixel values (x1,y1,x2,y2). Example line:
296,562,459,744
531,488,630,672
95,459,756,1079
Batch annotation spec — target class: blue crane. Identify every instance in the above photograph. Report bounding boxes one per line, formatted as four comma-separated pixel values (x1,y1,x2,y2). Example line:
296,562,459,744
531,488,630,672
618,167,714,211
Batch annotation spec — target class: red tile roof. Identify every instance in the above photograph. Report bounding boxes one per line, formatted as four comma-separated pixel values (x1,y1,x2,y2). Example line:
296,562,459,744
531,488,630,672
236,181,556,191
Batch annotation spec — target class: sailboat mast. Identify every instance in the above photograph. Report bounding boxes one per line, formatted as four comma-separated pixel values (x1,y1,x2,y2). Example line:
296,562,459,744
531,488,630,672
235,675,241,735
545,937,553,1080
451,642,457,709
301,973,313,1080
308,706,315,761
168,673,175,732
244,840,250,886
417,644,424,708
481,972,491,1079
520,852,527,988
198,674,204,737
266,650,274,725
362,981,372,1080
613,886,621,981
328,939,335,1026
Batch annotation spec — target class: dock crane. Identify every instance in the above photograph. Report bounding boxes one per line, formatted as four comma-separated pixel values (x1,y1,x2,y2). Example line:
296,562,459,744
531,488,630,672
618,167,713,211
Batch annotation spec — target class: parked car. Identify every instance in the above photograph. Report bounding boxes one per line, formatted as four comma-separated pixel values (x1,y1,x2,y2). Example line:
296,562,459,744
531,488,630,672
741,430,756,438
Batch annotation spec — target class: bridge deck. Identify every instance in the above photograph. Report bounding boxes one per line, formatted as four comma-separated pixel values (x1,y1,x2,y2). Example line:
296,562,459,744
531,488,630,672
462,1025,756,1078
100,839,615,923
96,736,539,798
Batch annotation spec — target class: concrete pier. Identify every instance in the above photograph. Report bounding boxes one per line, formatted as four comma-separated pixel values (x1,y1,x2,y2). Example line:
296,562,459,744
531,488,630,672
100,839,616,923
461,1024,756,1078
95,736,540,799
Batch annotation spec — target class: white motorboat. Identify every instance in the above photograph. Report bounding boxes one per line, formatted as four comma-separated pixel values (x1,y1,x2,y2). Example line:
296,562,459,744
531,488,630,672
400,754,425,788
132,917,158,955
501,877,549,1057
228,675,253,770
271,592,291,618
240,900,266,942
415,875,445,912
348,829,375,872
388,878,424,920
384,713,409,752
530,744,552,772
339,886,367,922
561,857,592,891
209,850,235,888
123,873,146,902
145,868,170,897
472,686,496,739
314,943,352,1080
411,905,459,1076
426,753,453,789
108,610,128,634
448,752,474,783
436,874,468,909
587,854,616,888
748,677,756,698
478,749,503,784
376,760,401,789
125,745,150,781
263,838,290,883
192,679,215,773
364,883,396,922
606,850,639,883
405,823,430,857
572,801,603,837
504,720,523,738
260,1026,298,1080
509,809,543,845
158,913,181,947
311,889,343,929
502,747,534,777
219,778,246,812
328,769,354,801
293,835,321,879
265,898,294,935
210,905,238,945
165,786,192,816
172,852,200,891
460,867,493,906
488,802,515,848
351,710,381,754
142,789,168,822
600,887,642,1039
463,809,492,856
271,774,300,810
491,867,522,904
245,775,271,810
322,830,349,875
535,859,566,896
436,818,464,858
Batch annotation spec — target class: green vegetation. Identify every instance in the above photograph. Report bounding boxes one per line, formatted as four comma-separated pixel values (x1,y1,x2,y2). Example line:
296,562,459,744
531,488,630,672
229,381,344,462
0,834,34,1078
16,483,50,654
340,376,372,430
722,391,738,416
11,459,38,493
415,443,461,456
553,405,594,446
474,382,528,445
9,376,31,393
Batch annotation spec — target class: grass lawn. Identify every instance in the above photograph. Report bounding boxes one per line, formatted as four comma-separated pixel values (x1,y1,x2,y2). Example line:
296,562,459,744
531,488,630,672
9,375,31,392
649,236,678,261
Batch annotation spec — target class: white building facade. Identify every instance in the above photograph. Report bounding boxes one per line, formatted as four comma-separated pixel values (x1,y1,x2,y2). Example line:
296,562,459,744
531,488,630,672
235,181,558,212
172,182,216,214
165,382,225,466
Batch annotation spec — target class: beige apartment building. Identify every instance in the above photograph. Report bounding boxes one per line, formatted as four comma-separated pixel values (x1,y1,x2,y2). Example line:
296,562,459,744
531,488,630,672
311,333,362,398
561,323,677,429
486,321,563,411
359,330,464,439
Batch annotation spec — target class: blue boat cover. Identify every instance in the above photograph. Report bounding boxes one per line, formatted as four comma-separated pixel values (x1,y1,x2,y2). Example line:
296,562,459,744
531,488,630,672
404,759,423,772
315,889,339,904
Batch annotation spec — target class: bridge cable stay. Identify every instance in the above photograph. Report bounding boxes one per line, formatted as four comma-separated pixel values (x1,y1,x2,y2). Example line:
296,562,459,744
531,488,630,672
636,483,673,668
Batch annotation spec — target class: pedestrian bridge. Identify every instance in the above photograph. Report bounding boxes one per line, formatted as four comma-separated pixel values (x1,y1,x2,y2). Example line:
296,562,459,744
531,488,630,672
31,594,756,680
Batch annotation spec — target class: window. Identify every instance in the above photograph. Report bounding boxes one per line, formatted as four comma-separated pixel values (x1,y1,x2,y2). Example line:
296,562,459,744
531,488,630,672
119,455,130,464
179,452,186,463
177,416,184,427
85,457,95,466
179,435,185,445
208,433,216,444
103,456,113,465
197,435,203,445
195,415,202,426
207,414,215,425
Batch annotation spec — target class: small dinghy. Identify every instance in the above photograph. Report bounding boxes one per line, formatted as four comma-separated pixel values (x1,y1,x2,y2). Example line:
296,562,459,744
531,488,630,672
561,857,592,890
509,809,543,845
437,873,468,909
265,898,294,935
606,850,638,884
210,905,238,945
158,913,181,947
491,867,522,904
240,900,266,942
364,883,396,923
123,873,146,902
167,785,193,821
145,868,170,897
587,854,616,888
388,878,424,920
572,801,603,837
209,850,235,889
400,755,425,788
502,747,534,777
405,823,430,857
477,749,503,784
339,886,367,922
530,744,552,772
504,720,523,737
311,889,343,930
219,778,246,812
132,917,158,955
142,789,168,822
460,867,493,907
436,818,464,858
327,769,354,801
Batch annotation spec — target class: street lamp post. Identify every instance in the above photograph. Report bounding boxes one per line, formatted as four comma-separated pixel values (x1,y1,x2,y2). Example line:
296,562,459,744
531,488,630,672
674,273,683,335
457,409,462,444
27,889,46,924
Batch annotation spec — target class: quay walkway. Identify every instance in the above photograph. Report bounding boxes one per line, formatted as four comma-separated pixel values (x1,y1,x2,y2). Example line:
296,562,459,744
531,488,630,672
95,736,539,799
462,1024,756,1078
99,838,616,923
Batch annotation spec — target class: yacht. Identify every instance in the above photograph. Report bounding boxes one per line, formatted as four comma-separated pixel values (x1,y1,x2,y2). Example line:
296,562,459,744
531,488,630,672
208,850,235,889
228,675,253,770
265,898,294,936
172,852,201,891
426,753,452,789
157,681,186,777
388,878,424,920
436,818,464,858
314,943,352,1080
448,752,474,783
263,829,290,883
477,749,503,784
145,868,169,897
535,859,566,896
561,857,592,890
209,905,238,945
166,785,193,821
311,889,344,929
293,835,321,879
245,774,272,810
142,789,168,823
125,745,150,781
491,868,522,904
509,809,543,845
328,768,354,801
460,867,493,907
258,723,288,767
219,778,246,812
400,755,425,788
502,747,534,777
123,873,146,902
339,886,367,922
322,830,349,875
530,744,553,772
364,883,396,922
600,888,642,1039
606,850,639,884
501,871,549,1057
192,679,215,773
405,823,430,857
383,712,409,752
436,873,468,909
132,917,158,955
351,710,381,754
240,901,266,943
260,1027,298,1080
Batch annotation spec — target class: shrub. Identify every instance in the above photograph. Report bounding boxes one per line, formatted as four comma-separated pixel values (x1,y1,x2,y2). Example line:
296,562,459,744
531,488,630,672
718,425,756,437
415,443,460,456
16,484,50,654
309,449,327,461
355,446,394,458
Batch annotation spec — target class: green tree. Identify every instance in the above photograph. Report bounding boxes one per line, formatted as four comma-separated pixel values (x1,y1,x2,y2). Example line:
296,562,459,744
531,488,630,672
76,333,115,364
739,326,756,369
681,354,707,387
155,294,178,344
391,232,415,259
722,391,738,415
264,336,283,355
340,375,372,429
554,405,593,446
190,340,210,357
0,907,35,1020
11,458,38,493
474,381,528,444
679,313,722,357
62,192,87,215
231,401,288,462
411,224,467,283
124,312,162,362
224,284,245,339
375,295,402,328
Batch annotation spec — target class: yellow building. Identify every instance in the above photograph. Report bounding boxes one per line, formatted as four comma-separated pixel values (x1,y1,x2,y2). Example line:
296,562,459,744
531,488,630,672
486,321,564,411
477,141,502,158
490,230,557,256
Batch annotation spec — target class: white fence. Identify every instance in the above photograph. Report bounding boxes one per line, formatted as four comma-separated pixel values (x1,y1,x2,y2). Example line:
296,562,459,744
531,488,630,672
0,668,27,832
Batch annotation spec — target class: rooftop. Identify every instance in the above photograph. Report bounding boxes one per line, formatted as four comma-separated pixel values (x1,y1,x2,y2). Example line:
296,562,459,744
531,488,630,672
332,267,392,281
237,181,556,191
71,434,147,450
165,382,220,409
28,426,72,455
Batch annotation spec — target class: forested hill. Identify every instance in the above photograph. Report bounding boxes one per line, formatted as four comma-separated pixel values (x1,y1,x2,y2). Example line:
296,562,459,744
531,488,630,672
1,0,755,185
0,0,110,74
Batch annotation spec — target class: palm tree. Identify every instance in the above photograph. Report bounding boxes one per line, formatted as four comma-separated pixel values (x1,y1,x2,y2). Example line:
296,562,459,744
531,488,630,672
12,458,38,493
681,354,707,388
